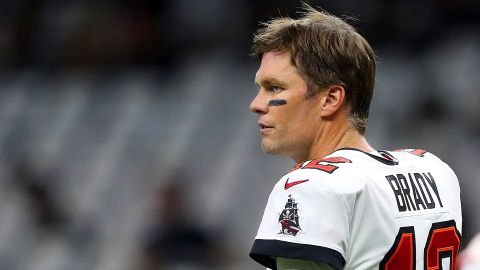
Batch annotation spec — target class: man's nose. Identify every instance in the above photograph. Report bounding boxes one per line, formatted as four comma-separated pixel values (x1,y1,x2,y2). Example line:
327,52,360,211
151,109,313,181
249,91,268,114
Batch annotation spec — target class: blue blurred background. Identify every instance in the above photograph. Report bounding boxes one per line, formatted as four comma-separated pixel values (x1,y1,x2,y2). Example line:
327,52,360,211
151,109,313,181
0,0,479,269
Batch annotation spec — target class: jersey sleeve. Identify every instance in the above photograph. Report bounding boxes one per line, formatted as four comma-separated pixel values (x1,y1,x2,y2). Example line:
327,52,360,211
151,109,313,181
249,168,362,270
277,257,334,270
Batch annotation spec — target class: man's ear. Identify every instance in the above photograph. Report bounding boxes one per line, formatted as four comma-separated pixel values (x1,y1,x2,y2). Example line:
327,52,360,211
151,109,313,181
319,85,346,117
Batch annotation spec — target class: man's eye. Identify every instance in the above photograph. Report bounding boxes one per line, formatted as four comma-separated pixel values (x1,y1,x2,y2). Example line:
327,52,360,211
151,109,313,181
272,86,283,93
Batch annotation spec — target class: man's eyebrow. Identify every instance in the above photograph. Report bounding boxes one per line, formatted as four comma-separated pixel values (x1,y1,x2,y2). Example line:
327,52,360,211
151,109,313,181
255,76,286,87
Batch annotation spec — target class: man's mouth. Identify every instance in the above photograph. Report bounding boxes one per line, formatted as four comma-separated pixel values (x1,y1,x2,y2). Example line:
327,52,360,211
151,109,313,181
258,122,273,132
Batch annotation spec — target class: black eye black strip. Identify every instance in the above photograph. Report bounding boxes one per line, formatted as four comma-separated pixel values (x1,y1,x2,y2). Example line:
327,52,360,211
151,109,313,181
268,99,287,106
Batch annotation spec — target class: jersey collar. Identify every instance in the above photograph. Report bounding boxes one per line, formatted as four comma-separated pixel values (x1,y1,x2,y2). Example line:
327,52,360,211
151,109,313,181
335,147,399,165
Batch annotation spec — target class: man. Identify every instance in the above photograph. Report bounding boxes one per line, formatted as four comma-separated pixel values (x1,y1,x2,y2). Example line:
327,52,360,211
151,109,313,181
248,5,462,270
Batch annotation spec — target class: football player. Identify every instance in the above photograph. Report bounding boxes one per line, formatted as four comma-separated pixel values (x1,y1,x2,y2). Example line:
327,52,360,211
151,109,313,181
249,5,462,270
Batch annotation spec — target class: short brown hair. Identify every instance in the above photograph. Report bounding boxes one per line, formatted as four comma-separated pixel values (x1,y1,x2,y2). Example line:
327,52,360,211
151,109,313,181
252,5,376,134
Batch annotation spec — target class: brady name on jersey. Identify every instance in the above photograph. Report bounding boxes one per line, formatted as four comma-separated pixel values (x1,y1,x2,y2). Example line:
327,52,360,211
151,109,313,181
386,171,443,213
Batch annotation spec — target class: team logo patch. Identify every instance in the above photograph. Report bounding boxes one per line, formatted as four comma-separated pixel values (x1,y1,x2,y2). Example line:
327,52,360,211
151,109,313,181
278,195,301,236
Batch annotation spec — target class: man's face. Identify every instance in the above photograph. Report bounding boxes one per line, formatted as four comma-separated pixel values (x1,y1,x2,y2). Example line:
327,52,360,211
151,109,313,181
250,51,322,160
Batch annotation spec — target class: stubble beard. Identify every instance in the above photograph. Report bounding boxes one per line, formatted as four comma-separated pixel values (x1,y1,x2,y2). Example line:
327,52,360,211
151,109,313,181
261,141,282,155
261,135,300,156
261,130,309,162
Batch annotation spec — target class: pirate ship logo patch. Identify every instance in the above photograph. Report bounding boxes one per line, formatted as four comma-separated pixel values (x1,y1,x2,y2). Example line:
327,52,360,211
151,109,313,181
278,195,301,236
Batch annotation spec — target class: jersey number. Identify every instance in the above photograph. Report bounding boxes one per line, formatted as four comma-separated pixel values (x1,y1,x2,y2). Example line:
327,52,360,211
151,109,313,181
380,220,461,270
291,157,352,174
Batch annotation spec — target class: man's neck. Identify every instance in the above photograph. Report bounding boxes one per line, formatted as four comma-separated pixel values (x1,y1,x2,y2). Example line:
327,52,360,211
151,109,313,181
294,123,374,163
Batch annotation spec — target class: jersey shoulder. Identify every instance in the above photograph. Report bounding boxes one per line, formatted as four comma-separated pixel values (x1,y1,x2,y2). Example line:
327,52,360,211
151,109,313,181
390,148,456,174
279,151,372,195
284,148,399,180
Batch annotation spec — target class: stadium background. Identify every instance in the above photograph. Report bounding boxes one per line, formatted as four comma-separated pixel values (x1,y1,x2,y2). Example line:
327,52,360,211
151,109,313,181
0,0,479,269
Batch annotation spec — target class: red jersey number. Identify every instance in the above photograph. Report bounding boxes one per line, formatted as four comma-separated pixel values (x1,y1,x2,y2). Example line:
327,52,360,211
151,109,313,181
380,220,461,270
301,157,352,174
380,227,416,270
424,221,461,270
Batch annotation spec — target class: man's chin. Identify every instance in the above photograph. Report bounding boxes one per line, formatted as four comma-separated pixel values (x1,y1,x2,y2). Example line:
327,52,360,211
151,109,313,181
261,142,283,155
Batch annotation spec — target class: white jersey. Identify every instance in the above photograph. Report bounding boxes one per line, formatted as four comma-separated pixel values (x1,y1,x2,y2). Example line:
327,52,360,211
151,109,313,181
250,148,462,270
